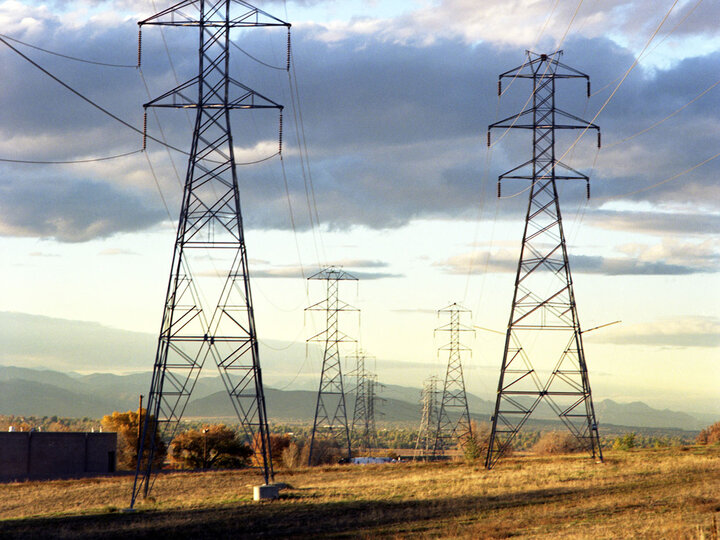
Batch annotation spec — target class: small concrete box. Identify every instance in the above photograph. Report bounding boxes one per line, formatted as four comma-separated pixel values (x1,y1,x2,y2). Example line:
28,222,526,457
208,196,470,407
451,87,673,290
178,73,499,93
253,484,279,501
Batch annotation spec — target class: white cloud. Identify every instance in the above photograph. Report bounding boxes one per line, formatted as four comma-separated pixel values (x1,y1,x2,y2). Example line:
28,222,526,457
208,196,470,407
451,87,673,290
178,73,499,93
588,316,720,348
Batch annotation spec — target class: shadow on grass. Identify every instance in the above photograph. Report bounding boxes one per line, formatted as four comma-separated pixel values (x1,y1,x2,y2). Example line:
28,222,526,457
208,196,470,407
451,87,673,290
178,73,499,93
0,486,583,539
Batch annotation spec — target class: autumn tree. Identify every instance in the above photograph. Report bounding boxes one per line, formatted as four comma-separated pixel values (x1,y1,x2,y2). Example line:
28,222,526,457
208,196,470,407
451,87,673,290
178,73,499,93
697,421,720,445
251,432,292,467
101,409,166,470
170,424,252,470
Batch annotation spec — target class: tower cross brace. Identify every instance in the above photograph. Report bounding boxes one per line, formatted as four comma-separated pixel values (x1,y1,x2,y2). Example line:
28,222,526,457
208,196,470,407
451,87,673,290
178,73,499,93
485,51,603,470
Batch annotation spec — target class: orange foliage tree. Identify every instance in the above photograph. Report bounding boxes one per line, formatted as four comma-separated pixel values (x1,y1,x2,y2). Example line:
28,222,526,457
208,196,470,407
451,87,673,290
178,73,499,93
696,421,720,445
101,409,166,470
251,433,292,467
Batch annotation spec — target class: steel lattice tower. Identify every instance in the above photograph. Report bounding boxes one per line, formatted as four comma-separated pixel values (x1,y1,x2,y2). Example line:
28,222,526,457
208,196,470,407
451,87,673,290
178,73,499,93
433,303,473,455
130,1,289,507
349,351,378,454
414,375,440,459
366,373,379,451
485,51,603,470
306,268,357,464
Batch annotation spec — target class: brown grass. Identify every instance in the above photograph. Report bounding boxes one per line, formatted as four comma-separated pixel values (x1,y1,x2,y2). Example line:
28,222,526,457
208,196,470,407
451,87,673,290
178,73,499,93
0,446,718,538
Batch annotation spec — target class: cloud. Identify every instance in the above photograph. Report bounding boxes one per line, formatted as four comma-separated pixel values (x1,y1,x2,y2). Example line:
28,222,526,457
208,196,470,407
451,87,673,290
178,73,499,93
252,261,402,280
28,251,59,257
98,248,139,256
0,3,717,242
436,238,720,276
0,175,165,242
297,1,720,50
586,209,720,236
588,316,720,348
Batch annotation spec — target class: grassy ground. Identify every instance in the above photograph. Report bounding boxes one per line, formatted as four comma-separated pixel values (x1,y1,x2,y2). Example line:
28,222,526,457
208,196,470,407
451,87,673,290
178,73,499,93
0,446,718,538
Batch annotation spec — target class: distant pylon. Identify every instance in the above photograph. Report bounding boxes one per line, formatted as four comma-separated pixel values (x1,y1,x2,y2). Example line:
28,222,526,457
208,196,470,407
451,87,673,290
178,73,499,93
414,375,440,459
306,268,357,464
366,372,380,453
485,51,603,470
129,1,289,508
433,303,474,455
349,350,378,454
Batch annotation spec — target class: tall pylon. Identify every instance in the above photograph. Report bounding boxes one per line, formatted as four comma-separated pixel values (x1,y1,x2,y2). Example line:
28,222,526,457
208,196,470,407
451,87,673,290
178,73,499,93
485,51,603,470
130,1,289,507
306,268,357,464
433,303,474,455
414,375,440,459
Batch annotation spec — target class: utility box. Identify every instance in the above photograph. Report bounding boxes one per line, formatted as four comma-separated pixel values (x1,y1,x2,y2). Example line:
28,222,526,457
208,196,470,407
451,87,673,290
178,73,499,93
0,432,117,482
253,484,279,501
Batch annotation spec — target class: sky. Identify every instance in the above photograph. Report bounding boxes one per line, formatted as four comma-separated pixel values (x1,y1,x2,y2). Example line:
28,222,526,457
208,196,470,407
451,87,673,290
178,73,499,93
0,0,718,415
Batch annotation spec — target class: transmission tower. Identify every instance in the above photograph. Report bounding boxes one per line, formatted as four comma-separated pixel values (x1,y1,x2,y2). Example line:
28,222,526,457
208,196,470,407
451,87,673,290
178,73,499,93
366,373,380,452
414,375,440,460
306,268,357,464
349,350,379,454
485,51,603,470
433,303,473,455
130,1,289,507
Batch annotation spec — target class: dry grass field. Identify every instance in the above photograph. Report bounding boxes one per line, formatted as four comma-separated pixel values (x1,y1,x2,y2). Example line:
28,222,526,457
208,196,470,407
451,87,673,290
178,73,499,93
0,445,718,539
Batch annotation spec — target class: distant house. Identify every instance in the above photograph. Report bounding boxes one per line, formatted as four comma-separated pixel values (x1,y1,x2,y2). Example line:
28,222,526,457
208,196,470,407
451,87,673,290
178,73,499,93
0,432,117,481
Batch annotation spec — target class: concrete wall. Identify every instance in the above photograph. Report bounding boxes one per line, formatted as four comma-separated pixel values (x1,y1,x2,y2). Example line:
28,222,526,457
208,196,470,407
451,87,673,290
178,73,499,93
0,432,116,481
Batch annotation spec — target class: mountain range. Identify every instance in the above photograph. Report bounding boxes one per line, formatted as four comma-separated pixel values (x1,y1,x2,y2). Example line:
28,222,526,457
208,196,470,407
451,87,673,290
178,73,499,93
0,365,714,432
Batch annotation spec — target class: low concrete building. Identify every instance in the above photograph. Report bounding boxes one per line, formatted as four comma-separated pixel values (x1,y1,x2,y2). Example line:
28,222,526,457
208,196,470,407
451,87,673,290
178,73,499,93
0,432,117,481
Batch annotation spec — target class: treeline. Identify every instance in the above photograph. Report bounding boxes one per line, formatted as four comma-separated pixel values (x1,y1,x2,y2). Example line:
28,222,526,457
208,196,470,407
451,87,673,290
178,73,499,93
2,413,704,461
0,415,101,433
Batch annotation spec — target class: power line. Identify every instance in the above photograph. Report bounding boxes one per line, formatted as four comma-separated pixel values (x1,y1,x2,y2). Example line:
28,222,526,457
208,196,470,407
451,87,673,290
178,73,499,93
590,0,706,98
555,0,682,166
0,35,188,156
604,78,720,149
231,37,287,71
601,150,720,201
0,32,136,68
0,148,143,164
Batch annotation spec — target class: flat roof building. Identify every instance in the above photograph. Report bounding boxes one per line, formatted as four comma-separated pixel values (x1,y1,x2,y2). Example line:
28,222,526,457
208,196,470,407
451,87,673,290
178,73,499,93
0,432,116,481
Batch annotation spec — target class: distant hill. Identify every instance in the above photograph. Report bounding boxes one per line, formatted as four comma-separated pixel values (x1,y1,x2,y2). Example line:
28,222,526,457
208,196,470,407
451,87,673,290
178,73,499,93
0,379,116,418
0,366,713,432
185,388,422,424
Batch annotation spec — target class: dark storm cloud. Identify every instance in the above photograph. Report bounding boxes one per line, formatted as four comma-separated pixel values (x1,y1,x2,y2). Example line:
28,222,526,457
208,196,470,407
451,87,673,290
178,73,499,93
0,174,165,242
0,5,718,241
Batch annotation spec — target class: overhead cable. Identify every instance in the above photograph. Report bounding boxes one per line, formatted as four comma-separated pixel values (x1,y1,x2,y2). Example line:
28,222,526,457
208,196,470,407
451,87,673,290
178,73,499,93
0,35,189,156
0,32,136,68
604,78,720,149
0,148,143,164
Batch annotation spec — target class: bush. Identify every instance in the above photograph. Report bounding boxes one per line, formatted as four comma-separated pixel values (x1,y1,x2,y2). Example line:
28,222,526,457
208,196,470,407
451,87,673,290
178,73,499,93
532,431,584,455
613,432,637,451
696,421,720,445
281,442,302,469
461,421,491,461
170,425,252,470
305,437,343,466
